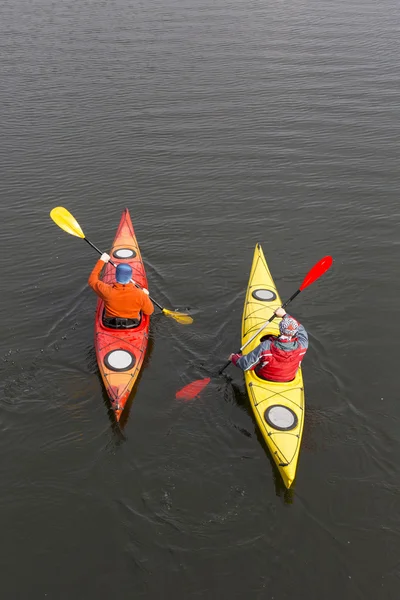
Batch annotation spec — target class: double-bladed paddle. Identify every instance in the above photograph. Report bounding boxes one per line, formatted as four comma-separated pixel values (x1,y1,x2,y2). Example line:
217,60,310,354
50,207,193,325
176,255,333,399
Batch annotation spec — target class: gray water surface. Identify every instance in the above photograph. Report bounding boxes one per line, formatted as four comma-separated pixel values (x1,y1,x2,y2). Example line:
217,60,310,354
1,0,400,598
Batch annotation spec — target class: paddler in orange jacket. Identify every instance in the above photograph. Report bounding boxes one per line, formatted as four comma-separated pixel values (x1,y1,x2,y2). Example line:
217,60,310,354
88,252,154,328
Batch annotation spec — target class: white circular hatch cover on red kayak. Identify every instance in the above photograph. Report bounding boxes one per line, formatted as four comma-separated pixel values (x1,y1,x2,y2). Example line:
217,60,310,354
113,248,136,259
104,349,135,372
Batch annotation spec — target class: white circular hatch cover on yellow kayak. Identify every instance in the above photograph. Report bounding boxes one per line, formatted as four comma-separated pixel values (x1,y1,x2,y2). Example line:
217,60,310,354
252,288,277,301
265,405,298,431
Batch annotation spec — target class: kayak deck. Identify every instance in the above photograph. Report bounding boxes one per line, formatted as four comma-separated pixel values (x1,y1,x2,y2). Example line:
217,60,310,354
242,244,305,488
94,209,150,421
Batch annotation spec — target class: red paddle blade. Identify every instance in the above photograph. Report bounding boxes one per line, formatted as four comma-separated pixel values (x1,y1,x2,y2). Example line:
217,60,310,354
175,378,211,400
300,255,333,290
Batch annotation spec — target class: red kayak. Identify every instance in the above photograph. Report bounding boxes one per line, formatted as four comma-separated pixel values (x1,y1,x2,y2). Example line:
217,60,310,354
94,209,150,421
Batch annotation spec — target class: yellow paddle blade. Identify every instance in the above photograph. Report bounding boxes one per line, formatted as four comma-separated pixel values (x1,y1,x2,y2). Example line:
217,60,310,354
50,207,85,239
162,309,193,325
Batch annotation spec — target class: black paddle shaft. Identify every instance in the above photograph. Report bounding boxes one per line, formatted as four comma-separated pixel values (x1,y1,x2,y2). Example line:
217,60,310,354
85,238,121,270
84,237,105,258
218,289,301,375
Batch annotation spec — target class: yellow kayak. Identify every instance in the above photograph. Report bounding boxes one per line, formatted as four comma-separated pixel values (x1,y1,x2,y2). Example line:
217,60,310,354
242,244,305,488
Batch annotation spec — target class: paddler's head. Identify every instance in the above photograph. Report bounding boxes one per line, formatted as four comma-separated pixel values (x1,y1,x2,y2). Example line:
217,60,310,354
116,263,132,284
279,315,299,339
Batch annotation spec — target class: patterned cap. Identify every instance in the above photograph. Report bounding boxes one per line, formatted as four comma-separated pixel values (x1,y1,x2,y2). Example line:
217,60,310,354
279,315,299,337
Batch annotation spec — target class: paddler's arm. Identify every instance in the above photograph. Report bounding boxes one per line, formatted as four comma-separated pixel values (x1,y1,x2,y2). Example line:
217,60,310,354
88,254,112,300
296,322,309,349
140,289,155,316
229,340,271,372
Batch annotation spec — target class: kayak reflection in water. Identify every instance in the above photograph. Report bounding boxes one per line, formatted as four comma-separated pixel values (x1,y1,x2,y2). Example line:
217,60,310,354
88,253,154,329
229,308,309,382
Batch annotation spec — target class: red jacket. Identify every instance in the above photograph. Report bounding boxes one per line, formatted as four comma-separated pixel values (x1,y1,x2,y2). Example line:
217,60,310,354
88,259,154,319
231,318,308,382
253,341,306,382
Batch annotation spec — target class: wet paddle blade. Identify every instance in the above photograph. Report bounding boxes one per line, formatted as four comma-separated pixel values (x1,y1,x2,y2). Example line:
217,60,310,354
299,255,333,290
176,378,211,400
162,308,193,325
50,207,86,239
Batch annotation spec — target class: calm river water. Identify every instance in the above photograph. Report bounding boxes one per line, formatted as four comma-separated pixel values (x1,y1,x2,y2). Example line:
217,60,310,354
1,0,400,598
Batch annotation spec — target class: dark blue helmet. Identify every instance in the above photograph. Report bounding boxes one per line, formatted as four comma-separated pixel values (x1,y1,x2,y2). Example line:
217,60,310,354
116,263,132,284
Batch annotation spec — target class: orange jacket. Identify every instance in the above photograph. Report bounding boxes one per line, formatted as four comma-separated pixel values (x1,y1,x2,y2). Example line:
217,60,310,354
88,260,154,319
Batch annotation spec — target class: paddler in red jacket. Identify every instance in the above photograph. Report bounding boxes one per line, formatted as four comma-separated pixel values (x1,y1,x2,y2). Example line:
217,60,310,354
229,307,308,382
88,253,154,328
